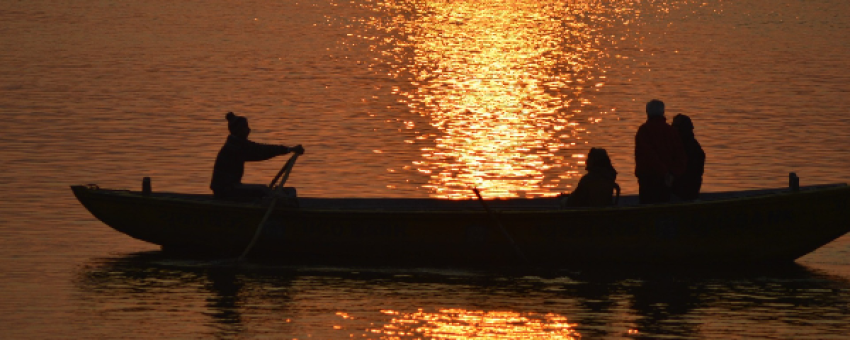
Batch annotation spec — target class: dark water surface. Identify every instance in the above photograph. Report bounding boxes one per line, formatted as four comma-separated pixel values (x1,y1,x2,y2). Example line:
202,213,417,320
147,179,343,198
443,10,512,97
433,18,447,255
2,0,850,338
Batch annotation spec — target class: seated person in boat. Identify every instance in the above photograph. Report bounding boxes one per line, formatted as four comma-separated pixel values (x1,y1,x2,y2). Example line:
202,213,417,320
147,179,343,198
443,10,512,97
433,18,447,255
671,114,705,200
566,148,620,207
210,112,304,200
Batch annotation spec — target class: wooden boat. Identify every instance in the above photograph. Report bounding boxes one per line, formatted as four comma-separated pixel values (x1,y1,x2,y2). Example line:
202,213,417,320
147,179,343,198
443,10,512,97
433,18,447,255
71,183,850,266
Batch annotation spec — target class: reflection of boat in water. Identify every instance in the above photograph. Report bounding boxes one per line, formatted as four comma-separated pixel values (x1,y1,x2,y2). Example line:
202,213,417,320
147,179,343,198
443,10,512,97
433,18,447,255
77,252,850,339
71,183,850,266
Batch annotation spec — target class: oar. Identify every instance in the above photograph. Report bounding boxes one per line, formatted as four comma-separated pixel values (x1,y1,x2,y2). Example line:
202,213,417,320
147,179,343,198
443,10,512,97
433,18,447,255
472,187,528,263
269,152,300,188
237,153,300,263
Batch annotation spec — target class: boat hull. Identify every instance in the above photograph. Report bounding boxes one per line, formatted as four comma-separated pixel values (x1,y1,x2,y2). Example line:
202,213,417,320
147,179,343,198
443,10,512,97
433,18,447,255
71,185,850,266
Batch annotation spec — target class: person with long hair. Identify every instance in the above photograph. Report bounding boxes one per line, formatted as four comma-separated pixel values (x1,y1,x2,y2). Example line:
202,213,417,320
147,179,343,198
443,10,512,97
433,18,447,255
671,114,705,200
567,147,620,207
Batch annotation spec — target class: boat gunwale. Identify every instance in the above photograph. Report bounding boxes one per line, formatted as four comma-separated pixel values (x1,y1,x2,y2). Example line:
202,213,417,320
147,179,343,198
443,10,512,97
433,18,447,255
71,183,850,215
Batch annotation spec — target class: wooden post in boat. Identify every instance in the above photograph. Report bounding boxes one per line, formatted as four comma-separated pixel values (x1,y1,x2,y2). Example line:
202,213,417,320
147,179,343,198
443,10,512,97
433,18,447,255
472,187,528,263
142,177,151,196
790,172,800,192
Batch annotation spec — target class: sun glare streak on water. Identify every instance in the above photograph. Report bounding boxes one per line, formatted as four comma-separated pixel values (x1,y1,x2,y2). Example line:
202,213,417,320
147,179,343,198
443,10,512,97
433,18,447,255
363,309,580,339
332,0,680,198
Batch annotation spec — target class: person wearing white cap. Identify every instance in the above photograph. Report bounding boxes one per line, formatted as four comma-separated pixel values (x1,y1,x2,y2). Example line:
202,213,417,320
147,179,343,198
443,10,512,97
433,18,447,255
634,100,687,204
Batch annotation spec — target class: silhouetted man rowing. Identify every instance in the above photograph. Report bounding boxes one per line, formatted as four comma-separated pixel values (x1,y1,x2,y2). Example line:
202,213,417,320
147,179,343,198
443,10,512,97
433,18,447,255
210,112,304,200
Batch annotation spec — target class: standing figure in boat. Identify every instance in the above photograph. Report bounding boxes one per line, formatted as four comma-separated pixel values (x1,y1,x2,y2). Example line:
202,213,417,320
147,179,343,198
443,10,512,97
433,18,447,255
567,148,621,207
634,99,687,204
671,114,706,200
210,112,305,200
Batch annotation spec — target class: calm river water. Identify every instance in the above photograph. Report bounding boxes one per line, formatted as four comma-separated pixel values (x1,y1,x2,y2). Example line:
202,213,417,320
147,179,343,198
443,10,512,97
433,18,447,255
2,0,850,338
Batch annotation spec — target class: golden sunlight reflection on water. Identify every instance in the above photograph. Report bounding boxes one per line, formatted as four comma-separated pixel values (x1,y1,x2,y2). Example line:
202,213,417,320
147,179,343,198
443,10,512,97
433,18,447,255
339,309,581,339
340,0,670,198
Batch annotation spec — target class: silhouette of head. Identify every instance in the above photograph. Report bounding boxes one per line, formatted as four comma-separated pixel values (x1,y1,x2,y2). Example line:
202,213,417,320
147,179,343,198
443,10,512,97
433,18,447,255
226,112,250,138
672,114,694,130
646,99,665,117
586,147,615,173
